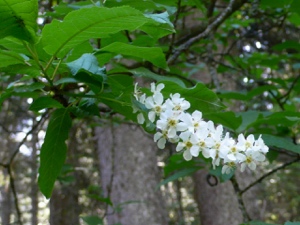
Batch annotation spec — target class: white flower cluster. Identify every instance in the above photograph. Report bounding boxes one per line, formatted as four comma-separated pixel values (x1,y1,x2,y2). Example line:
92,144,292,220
133,82,269,174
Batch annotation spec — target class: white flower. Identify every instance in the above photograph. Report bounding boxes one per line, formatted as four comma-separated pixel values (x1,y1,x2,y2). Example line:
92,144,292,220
165,93,190,112
150,82,165,94
178,110,207,133
253,135,269,153
145,92,165,122
222,162,236,174
137,112,145,124
236,134,255,152
176,131,195,161
190,127,209,157
221,133,245,163
134,83,146,103
157,109,182,138
154,129,168,149
240,149,265,172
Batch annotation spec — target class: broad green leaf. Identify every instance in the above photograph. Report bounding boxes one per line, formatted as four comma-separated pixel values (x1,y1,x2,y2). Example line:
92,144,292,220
38,109,72,198
130,67,186,87
140,12,175,39
0,0,38,43
97,42,167,69
100,75,136,121
285,222,300,225
70,97,100,118
29,96,64,112
205,112,242,131
236,111,263,133
161,81,225,113
158,167,198,187
260,0,292,8
0,50,28,67
262,134,300,154
41,6,152,58
67,53,106,76
209,165,234,183
164,154,203,176
81,216,103,225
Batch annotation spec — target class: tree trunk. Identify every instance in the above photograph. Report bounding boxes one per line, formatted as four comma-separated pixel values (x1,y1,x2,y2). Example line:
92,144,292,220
30,127,38,225
0,173,12,225
96,120,168,225
49,126,81,225
193,169,243,225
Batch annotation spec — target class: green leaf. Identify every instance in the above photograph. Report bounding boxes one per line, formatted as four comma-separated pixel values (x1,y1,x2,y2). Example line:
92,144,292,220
209,165,234,183
284,222,300,225
29,96,64,112
205,112,242,131
38,109,72,198
158,167,198,187
236,111,262,132
130,67,186,87
0,0,38,43
0,49,28,67
262,134,300,154
161,81,225,113
100,75,136,121
97,42,167,69
67,53,106,76
41,6,152,58
140,12,175,39
164,154,202,176
81,216,103,225
260,0,292,8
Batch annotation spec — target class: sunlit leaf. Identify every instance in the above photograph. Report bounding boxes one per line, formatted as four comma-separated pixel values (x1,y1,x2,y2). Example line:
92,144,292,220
41,6,152,58
161,81,225,113
81,216,103,225
262,134,300,154
0,0,38,43
0,50,28,67
29,96,64,112
97,42,167,69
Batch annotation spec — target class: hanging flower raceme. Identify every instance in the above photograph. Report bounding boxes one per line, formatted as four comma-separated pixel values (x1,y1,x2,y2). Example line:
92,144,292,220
133,82,269,174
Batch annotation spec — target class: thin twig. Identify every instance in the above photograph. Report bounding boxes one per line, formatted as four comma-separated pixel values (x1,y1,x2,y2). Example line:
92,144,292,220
168,0,248,65
166,0,182,60
240,157,300,195
230,175,251,223
9,112,48,165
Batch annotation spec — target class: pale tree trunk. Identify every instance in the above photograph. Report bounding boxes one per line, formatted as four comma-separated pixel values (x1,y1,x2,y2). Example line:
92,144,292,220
49,126,81,225
0,172,12,225
30,126,38,225
193,170,243,225
96,120,168,225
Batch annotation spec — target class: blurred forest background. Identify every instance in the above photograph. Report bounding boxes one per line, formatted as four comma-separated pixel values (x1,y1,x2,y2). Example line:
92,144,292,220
0,0,300,225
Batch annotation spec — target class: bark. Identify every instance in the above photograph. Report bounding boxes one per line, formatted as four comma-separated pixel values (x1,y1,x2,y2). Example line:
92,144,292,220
96,121,168,225
193,169,243,225
49,126,81,225
0,173,12,225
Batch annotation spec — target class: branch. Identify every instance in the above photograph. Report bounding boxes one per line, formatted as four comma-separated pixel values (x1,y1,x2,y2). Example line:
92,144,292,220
9,112,48,165
167,0,248,65
240,156,300,195
230,175,251,222
166,0,182,60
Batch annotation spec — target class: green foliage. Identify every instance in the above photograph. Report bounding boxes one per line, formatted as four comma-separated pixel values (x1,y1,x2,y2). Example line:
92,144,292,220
38,109,72,198
0,0,299,223
0,0,38,43
41,6,155,58
81,216,103,225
